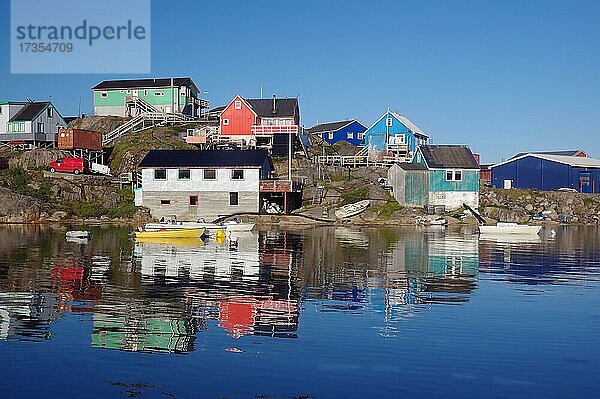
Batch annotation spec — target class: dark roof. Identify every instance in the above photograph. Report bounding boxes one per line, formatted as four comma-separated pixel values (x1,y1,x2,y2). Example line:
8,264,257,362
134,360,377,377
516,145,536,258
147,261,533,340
246,98,298,118
398,163,427,170
510,150,586,159
209,105,226,114
138,149,271,168
419,145,479,169
9,102,50,122
92,78,197,91
308,120,359,134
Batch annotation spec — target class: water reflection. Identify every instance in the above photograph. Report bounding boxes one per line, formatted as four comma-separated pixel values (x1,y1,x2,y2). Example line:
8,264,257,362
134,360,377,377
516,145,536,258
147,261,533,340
1,224,599,349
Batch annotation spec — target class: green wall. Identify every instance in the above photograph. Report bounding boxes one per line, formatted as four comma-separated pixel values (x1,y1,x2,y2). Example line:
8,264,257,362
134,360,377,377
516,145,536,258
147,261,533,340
429,170,479,192
94,87,194,107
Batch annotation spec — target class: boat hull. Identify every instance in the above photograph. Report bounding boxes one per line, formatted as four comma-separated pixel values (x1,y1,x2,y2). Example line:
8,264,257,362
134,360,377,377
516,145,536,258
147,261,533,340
335,200,370,219
135,228,206,239
144,222,254,234
479,223,542,235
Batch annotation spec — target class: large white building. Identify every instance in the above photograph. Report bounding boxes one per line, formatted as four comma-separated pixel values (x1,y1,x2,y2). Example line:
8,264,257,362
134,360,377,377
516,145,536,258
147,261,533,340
136,149,273,221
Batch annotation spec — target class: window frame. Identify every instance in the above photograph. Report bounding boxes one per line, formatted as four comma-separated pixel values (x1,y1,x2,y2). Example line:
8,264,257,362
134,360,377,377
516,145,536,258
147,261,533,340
234,100,242,110
229,192,239,206
37,122,44,133
445,170,463,182
328,132,334,140
203,169,217,180
160,199,171,205
347,132,354,139
178,168,191,180
189,195,198,206
222,118,230,126
154,168,167,180
100,91,108,99
231,169,244,180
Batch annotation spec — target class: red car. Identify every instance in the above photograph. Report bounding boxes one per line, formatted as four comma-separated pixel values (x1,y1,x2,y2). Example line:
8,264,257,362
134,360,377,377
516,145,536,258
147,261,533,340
48,157,87,175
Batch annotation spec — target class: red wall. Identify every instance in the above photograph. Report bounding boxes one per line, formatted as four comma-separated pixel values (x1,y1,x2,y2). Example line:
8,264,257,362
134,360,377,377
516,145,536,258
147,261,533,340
220,96,256,136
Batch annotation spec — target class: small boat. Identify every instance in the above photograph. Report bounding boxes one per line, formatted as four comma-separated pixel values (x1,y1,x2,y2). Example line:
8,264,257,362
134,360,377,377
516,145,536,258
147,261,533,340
144,218,254,234
66,230,90,239
134,228,206,239
135,236,205,246
479,222,542,235
416,216,448,226
335,200,370,219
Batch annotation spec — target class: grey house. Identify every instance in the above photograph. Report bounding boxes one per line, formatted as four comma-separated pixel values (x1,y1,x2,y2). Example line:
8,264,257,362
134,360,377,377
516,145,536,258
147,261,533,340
0,101,66,147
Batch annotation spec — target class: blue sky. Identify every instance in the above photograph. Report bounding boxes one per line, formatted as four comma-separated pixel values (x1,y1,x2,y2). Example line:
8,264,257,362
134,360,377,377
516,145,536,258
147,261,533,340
1,0,599,162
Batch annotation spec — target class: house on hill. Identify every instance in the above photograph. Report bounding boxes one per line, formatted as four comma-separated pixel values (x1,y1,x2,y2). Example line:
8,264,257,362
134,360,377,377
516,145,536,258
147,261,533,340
219,95,300,156
308,120,367,146
0,101,66,147
491,152,600,192
92,77,208,118
388,145,480,211
364,110,429,161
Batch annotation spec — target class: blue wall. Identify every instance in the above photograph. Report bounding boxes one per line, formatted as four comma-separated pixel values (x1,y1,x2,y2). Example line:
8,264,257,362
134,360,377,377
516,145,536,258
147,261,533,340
491,156,600,192
364,112,420,152
321,121,367,146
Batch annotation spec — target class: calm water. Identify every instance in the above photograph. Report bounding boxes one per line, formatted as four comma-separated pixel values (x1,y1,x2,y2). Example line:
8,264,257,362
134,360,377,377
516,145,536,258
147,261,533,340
1,224,600,398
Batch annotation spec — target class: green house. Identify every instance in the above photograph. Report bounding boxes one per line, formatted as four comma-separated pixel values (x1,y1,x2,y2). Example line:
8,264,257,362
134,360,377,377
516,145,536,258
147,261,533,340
388,145,480,211
92,77,207,118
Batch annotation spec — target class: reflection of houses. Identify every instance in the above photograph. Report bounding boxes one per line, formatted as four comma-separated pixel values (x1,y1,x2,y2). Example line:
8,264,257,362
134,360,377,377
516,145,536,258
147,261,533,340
0,292,59,341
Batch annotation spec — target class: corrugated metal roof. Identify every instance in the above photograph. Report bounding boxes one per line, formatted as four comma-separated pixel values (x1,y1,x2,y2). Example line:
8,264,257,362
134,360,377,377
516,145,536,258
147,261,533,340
391,112,428,138
138,149,271,168
510,150,587,159
492,153,600,169
419,145,479,169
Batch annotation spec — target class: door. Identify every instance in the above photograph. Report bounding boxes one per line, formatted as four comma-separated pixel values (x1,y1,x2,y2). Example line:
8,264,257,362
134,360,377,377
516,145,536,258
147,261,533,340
503,179,512,189
579,172,591,193
132,90,139,97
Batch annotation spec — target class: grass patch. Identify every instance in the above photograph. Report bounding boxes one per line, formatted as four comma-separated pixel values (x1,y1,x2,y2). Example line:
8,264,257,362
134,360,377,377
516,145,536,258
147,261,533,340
377,201,403,219
583,198,594,206
340,186,369,205
0,168,53,202
106,201,137,218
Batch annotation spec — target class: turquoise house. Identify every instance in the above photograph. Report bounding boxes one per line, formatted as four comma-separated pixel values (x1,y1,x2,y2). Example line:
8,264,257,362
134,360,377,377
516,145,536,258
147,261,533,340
364,110,429,159
388,145,480,211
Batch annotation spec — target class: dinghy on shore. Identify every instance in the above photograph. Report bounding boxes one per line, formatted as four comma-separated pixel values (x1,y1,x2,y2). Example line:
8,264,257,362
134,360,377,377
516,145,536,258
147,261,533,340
335,200,370,219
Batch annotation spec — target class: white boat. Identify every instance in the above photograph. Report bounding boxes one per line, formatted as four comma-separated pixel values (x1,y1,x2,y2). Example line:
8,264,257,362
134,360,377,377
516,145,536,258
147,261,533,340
479,222,542,235
335,200,370,219
416,216,448,226
66,230,90,239
144,219,254,234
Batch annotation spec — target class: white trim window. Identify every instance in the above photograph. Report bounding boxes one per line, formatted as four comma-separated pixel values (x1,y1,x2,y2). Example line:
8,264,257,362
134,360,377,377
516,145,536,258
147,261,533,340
231,169,244,180
37,122,44,133
347,132,354,139
154,92,165,97
234,100,242,110
143,89,148,96
154,169,167,180
222,119,230,126
446,170,463,181
386,117,393,127
203,169,217,180
328,132,334,140
229,192,239,206
178,169,191,180
100,91,108,98
357,132,365,140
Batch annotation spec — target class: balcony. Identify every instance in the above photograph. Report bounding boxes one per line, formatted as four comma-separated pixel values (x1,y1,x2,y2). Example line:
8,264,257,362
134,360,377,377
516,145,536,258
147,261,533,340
251,125,299,136
260,179,302,193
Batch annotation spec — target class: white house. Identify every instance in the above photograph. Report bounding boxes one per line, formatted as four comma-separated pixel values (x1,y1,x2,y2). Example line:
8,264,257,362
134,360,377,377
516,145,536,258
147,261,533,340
136,149,273,221
0,101,66,147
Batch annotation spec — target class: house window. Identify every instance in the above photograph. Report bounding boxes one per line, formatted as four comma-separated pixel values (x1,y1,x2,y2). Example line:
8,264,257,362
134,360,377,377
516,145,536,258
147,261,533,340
143,89,148,96
386,117,393,127
154,169,167,180
160,199,171,205
229,192,239,206
7,123,12,132
446,170,462,181
328,132,334,140
357,132,365,140
178,169,191,180
37,122,44,133
100,91,108,98
181,88,187,96
19,122,25,132
231,169,244,180
154,92,165,97
127,90,132,94
347,132,354,139
234,100,242,109
203,169,216,180
222,119,230,126
189,195,198,206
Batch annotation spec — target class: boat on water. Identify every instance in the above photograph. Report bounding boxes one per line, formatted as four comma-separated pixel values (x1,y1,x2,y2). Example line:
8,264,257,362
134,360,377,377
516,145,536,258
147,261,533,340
66,230,90,239
135,236,206,246
135,228,206,239
335,200,370,219
144,218,254,234
479,222,542,235
416,216,448,226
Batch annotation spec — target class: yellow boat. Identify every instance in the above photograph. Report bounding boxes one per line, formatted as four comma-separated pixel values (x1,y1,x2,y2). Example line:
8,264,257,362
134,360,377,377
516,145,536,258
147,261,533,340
134,228,206,239
134,236,206,246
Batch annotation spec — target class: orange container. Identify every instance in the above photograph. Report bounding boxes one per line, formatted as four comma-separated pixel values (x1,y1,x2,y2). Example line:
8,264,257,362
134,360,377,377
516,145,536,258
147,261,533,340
58,128,102,151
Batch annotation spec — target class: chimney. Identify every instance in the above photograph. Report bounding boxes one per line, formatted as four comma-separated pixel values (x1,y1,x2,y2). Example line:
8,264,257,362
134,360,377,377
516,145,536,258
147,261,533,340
272,95,277,114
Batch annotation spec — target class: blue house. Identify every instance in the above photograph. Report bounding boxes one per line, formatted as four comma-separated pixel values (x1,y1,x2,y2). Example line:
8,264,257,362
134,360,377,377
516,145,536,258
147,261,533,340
491,152,600,193
388,145,480,211
364,110,429,159
307,120,367,146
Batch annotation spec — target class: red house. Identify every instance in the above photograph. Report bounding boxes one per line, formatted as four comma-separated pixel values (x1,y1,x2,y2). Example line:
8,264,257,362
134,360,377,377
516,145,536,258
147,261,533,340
219,95,300,156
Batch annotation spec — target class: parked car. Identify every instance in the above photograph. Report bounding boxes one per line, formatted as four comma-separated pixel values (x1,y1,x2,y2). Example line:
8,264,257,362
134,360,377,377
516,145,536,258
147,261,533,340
48,158,87,175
